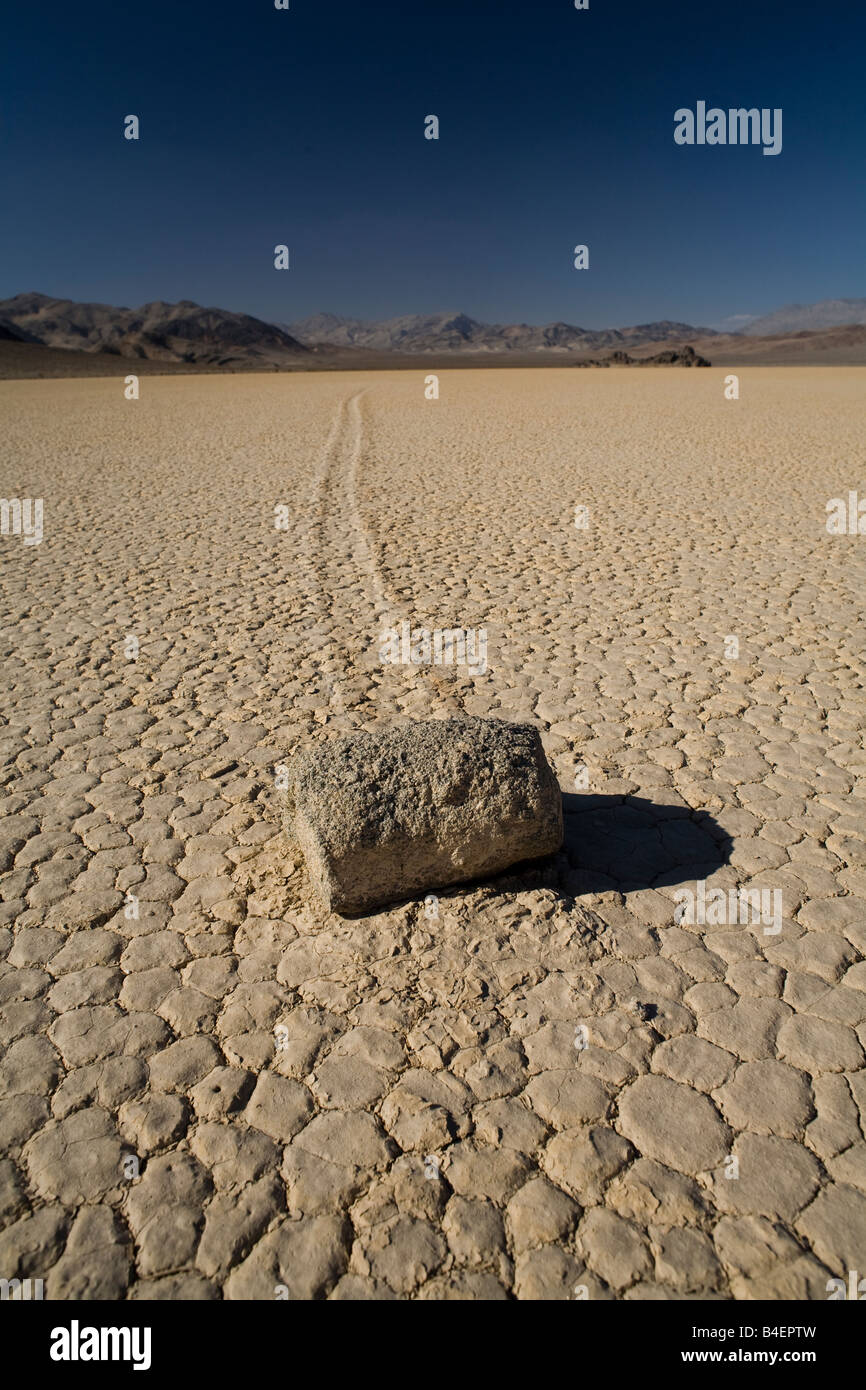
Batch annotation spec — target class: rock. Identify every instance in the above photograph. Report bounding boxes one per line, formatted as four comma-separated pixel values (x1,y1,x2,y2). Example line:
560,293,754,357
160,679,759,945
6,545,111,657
282,717,563,914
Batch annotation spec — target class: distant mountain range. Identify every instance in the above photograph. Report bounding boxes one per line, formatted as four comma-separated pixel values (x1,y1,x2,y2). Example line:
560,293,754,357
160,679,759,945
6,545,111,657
285,299,866,351
0,293,864,374
742,298,866,336
280,310,720,354
0,292,308,365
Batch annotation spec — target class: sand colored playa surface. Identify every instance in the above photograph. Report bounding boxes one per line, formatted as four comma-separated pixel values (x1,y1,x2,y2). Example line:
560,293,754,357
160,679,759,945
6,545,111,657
1,366,865,1299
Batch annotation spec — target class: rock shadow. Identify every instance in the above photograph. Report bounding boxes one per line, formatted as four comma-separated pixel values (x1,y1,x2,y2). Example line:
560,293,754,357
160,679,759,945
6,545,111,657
495,792,733,900
561,792,733,894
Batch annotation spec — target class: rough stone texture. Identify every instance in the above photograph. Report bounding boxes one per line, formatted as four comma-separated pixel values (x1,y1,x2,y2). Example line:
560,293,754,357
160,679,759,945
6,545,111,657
283,717,563,913
1,370,865,1300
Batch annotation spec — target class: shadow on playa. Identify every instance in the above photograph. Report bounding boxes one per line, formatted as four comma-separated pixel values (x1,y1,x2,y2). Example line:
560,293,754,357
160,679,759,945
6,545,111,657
495,792,733,900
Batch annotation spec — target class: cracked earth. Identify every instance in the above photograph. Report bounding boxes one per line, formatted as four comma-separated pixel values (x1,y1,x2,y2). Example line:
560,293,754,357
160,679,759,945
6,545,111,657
0,367,864,1299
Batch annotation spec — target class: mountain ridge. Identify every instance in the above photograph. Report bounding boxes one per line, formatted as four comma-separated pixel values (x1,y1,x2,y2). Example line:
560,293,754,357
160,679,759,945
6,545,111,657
281,310,721,353
743,298,866,336
1,293,865,373
0,292,309,364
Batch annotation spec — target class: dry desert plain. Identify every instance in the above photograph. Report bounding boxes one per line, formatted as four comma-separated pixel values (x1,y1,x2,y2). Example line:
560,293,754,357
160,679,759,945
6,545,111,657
0,366,865,1300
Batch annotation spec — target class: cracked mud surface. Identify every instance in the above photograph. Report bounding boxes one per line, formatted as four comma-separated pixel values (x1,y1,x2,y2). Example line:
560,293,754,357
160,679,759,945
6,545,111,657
0,367,864,1299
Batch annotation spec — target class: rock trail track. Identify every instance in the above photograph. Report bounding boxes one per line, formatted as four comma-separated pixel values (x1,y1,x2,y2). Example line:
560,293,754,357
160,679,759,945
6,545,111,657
0,367,864,1300
297,387,406,712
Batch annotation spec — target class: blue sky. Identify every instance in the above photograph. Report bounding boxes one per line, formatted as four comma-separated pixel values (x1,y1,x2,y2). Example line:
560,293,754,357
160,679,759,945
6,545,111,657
2,0,863,328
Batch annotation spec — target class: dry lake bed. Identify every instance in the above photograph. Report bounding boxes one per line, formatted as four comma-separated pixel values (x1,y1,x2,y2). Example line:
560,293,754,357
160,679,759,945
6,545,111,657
0,367,864,1299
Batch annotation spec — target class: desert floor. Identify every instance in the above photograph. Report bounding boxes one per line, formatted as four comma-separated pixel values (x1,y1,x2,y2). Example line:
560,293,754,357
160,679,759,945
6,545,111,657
0,366,864,1300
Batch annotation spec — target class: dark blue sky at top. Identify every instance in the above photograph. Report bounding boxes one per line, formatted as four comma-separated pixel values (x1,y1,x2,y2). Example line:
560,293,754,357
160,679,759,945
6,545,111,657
2,0,863,329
